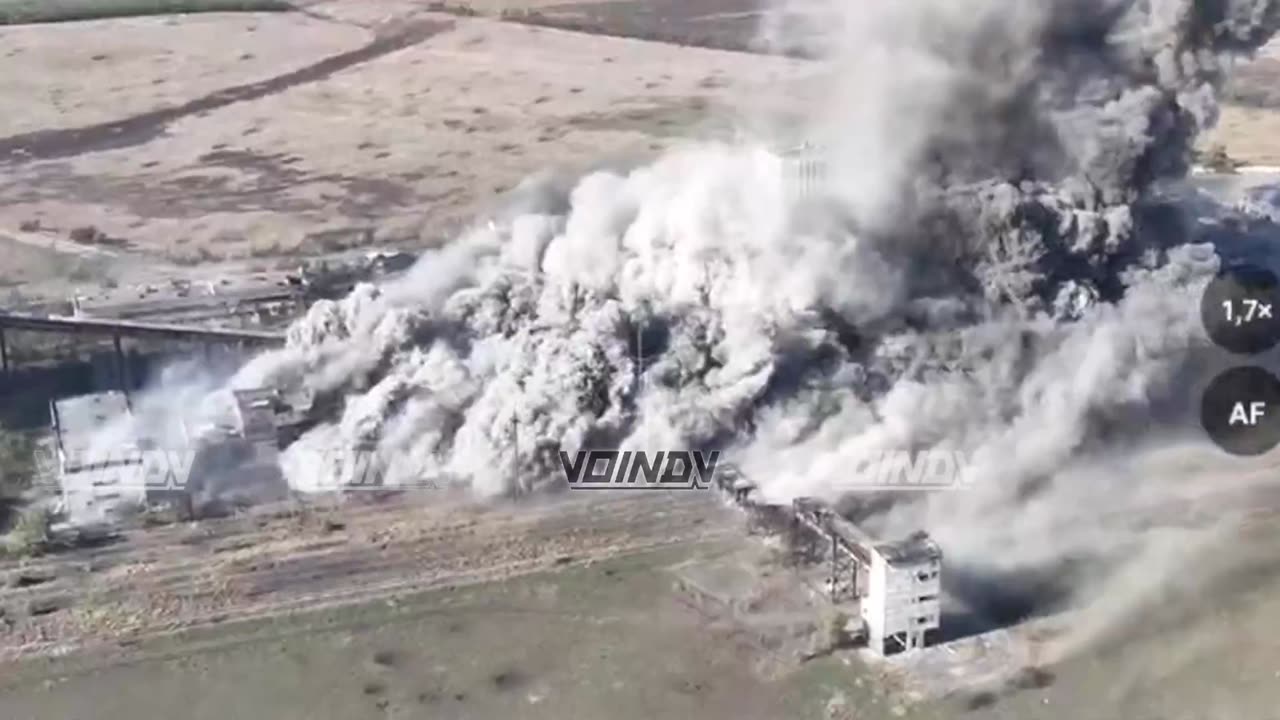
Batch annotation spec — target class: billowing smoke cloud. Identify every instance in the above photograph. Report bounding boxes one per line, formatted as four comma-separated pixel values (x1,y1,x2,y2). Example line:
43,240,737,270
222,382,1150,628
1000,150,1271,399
125,0,1280,663
234,2,1280,483
81,357,239,462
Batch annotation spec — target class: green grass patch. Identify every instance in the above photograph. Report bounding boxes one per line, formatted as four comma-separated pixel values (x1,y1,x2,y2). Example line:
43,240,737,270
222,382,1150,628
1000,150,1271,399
0,505,52,558
0,0,292,25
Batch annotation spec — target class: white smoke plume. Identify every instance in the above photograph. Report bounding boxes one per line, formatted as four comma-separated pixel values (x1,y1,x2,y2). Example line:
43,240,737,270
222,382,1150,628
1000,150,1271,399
117,0,1280,662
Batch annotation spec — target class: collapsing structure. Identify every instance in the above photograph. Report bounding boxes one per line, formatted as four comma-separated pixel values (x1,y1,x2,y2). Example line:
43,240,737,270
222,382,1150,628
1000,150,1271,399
50,391,154,527
177,388,299,515
49,387,307,527
718,473,943,655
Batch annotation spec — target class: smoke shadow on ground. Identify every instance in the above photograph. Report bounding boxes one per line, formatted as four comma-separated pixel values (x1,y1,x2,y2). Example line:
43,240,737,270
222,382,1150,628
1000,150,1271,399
939,559,1087,642
833,494,1084,642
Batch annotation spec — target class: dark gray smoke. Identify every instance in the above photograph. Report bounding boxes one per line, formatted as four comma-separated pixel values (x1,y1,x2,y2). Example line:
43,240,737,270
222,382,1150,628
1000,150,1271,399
213,0,1280,658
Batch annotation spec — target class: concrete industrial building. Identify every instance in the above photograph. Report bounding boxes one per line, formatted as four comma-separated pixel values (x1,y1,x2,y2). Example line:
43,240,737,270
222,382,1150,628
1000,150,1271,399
50,386,300,526
791,495,944,655
715,472,945,656
861,533,943,654
50,391,151,526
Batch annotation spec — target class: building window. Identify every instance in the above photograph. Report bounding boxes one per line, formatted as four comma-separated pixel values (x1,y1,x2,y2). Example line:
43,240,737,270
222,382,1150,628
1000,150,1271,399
916,594,938,603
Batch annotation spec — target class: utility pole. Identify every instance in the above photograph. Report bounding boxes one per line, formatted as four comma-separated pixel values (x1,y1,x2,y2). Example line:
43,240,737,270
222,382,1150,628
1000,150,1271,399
634,303,652,399
510,415,519,495
113,333,132,410
635,321,644,397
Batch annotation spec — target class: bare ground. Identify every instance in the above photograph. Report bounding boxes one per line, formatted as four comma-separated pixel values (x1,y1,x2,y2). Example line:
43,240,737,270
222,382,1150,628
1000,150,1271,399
5,480,1280,720
0,490,738,661
0,5,806,271
0,493,919,720
1198,38,1280,166
0,539,909,720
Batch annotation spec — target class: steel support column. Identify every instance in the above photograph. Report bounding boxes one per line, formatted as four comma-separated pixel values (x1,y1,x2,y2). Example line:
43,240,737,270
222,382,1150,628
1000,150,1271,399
113,333,132,407
830,533,839,599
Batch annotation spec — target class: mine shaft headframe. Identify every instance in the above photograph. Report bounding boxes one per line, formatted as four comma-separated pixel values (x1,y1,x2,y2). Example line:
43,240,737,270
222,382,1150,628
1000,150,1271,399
709,474,860,599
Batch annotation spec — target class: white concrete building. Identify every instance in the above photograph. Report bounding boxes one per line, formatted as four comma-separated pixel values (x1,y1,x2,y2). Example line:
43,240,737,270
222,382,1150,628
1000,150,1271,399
51,386,295,526
861,531,943,655
50,391,150,526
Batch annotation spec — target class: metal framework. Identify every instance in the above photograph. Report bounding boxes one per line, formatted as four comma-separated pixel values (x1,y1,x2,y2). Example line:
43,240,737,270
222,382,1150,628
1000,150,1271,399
714,470,867,603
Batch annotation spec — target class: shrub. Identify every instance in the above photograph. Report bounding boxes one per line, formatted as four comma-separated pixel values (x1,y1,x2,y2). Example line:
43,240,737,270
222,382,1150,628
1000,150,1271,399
4,506,52,557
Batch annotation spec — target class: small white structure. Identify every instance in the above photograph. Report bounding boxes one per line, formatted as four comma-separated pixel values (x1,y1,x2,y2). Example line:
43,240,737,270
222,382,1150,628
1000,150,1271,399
861,531,943,655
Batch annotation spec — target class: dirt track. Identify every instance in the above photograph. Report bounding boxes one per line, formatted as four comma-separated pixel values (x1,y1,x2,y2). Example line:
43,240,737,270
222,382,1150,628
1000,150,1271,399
0,19,455,163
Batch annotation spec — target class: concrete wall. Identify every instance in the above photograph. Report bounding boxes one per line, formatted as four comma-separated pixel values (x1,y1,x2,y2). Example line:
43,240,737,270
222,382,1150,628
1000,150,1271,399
60,463,148,526
863,553,942,654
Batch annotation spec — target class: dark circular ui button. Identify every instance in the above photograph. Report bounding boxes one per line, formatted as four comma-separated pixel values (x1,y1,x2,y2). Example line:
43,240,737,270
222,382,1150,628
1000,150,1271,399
1200,264,1280,355
1201,366,1280,456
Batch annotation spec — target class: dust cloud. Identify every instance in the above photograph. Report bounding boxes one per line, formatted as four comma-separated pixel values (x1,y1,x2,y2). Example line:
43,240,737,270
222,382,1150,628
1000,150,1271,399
125,0,1280,660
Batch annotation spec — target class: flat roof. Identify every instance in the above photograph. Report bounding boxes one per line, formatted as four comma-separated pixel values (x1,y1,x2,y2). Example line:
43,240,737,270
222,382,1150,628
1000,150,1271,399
52,391,133,465
875,532,943,566
53,391,129,436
